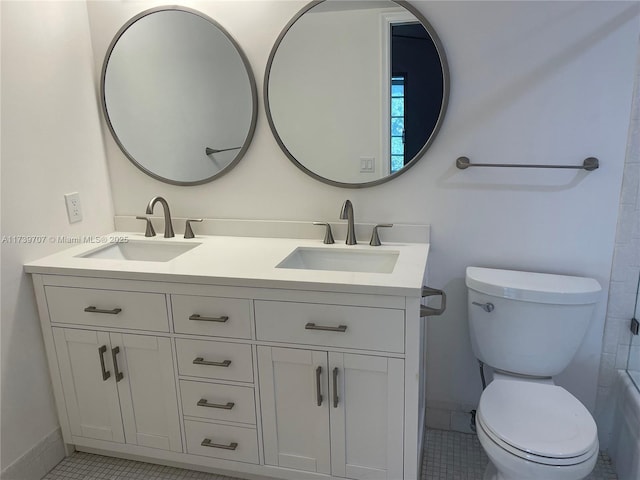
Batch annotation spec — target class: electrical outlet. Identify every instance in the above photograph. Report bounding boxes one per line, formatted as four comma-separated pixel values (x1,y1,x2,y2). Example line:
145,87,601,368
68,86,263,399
64,192,83,223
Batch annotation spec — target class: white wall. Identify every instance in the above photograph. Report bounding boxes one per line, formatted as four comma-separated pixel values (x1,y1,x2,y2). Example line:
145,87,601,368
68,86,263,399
1,1,635,475
596,36,640,450
88,0,639,424
2,3,633,470
1,0,115,475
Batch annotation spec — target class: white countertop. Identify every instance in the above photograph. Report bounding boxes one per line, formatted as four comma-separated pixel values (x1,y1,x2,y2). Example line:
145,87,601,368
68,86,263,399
24,233,429,296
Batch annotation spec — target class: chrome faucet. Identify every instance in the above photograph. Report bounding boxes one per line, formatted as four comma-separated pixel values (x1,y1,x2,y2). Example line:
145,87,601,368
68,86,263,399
146,196,174,238
339,199,357,245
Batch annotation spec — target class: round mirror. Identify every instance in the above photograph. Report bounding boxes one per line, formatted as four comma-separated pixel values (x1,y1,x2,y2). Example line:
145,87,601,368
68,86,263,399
102,7,257,185
265,0,448,188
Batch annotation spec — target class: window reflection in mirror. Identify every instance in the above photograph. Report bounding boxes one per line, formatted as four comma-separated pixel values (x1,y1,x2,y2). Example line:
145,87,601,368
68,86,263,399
391,75,405,174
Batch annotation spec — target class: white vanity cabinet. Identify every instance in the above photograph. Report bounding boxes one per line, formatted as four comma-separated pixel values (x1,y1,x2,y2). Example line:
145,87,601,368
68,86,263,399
43,282,181,452
53,328,182,452
255,299,406,479
52,328,125,444
173,335,260,464
258,347,404,480
170,293,261,465
28,255,427,480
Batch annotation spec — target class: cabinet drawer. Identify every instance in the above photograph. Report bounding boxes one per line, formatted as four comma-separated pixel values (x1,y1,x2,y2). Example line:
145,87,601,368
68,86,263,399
184,420,258,464
175,339,253,383
254,301,404,353
180,380,256,425
172,295,251,339
45,286,168,332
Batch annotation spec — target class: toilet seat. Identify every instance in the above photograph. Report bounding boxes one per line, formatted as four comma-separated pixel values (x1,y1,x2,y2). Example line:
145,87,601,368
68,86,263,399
477,379,598,466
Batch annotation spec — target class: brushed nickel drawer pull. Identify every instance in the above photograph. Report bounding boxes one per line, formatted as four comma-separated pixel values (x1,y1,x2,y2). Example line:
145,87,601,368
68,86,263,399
111,346,124,382
316,366,323,406
189,314,229,323
84,306,122,315
305,322,347,333
98,345,110,381
193,357,232,367
201,438,238,450
332,367,339,408
197,399,235,410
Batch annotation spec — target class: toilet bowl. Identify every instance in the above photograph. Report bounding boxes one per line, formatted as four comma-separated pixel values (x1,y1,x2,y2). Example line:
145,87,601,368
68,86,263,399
475,374,598,480
466,267,602,480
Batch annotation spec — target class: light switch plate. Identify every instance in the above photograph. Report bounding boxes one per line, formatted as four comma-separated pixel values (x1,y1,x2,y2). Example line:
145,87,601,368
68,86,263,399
360,156,375,173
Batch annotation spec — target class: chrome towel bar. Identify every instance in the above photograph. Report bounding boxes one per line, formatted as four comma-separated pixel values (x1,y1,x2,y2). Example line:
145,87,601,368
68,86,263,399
456,156,599,171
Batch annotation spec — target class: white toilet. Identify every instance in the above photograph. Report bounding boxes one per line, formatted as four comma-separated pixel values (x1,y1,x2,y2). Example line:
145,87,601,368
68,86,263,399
466,267,602,480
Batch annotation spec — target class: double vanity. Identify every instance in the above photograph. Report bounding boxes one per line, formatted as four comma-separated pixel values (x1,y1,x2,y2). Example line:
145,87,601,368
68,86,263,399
33,0,450,475
25,225,436,480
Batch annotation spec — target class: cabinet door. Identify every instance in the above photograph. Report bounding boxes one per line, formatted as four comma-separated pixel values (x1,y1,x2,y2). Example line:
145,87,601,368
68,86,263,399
329,353,404,480
53,328,124,443
110,333,182,452
258,347,330,474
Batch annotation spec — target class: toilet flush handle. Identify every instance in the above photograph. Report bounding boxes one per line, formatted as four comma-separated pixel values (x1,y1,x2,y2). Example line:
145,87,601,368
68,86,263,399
472,301,494,313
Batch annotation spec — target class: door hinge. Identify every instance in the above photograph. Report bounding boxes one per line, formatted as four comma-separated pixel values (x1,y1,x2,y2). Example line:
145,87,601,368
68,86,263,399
631,317,639,336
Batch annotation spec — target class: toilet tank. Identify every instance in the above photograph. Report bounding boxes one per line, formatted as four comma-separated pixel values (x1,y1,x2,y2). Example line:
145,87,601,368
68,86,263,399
466,267,601,377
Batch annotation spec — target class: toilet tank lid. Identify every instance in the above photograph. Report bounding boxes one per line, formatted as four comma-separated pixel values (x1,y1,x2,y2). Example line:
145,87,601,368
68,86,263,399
466,267,601,304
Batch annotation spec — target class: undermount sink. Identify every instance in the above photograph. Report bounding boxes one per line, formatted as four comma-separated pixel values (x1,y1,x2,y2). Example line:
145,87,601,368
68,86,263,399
78,241,201,262
276,247,399,273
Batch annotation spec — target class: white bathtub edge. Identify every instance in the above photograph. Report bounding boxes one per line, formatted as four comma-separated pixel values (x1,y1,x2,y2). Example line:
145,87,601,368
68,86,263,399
609,370,640,480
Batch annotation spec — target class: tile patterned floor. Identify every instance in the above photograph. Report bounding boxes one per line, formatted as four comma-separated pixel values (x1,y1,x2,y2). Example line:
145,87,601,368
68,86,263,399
41,453,235,480
41,429,618,480
422,429,488,479
422,429,617,480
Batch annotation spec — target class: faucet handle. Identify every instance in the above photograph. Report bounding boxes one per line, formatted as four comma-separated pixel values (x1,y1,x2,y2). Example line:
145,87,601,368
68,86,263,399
313,222,335,244
184,219,203,239
136,216,156,237
369,224,393,246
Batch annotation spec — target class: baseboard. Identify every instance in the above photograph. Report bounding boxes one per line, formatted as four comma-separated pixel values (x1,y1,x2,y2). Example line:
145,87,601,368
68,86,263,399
1,428,66,480
425,401,477,434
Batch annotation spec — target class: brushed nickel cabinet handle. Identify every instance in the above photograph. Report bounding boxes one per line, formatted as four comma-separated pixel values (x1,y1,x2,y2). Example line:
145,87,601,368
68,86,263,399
193,357,232,367
316,366,323,406
111,346,124,382
201,439,238,450
84,306,122,315
197,399,235,410
305,322,347,333
332,367,339,408
189,314,229,323
98,345,110,381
